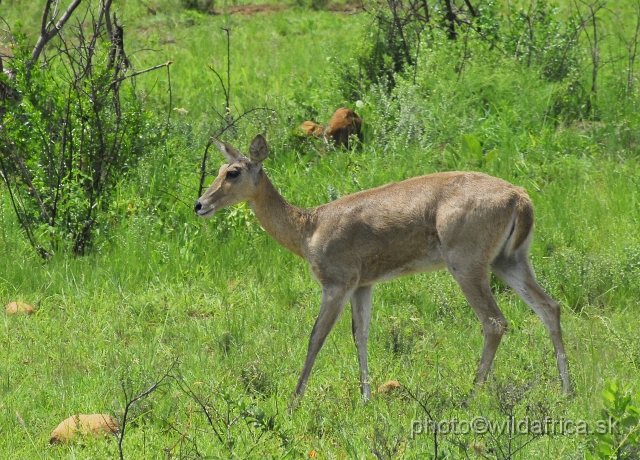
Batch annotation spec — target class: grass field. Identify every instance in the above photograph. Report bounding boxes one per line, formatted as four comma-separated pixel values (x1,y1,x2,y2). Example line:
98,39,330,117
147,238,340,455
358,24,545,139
1,0,640,458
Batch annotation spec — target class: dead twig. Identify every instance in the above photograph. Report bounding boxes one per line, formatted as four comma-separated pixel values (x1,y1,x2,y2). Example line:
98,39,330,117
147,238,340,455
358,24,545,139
110,60,172,87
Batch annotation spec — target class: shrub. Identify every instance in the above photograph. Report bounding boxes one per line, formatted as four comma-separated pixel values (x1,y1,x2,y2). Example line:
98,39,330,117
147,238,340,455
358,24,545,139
0,10,162,256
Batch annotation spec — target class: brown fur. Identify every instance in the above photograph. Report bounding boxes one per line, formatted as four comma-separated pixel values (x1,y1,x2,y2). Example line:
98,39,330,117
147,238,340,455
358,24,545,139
195,135,573,410
299,107,362,149
299,120,324,137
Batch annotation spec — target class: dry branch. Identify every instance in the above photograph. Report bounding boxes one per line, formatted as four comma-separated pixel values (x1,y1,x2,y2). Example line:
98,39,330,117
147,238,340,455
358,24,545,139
30,0,83,69
110,60,173,86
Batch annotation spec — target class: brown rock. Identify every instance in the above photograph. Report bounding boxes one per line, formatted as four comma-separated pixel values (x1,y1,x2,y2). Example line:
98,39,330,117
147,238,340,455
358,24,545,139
50,414,119,444
377,380,402,394
5,301,35,315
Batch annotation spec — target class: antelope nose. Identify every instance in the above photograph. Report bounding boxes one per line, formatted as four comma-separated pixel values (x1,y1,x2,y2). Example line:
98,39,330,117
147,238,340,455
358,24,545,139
194,200,202,213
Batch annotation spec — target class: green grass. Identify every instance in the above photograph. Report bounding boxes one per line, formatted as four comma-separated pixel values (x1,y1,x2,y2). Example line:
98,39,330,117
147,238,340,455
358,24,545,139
127,5,365,121
2,148,639,458
2,0,640,458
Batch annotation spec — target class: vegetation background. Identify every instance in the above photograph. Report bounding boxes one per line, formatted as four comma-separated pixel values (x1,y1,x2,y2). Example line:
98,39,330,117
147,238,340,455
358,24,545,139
1,0,639,458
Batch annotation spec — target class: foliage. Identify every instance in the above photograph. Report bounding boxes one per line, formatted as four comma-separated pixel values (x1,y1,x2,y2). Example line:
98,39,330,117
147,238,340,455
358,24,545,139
0,13,158,257
588,380,640,460
173,378,296,457
337,0,423,99
0,1,640,458
500,0,583,82
444,133,497,169
338,0,637,122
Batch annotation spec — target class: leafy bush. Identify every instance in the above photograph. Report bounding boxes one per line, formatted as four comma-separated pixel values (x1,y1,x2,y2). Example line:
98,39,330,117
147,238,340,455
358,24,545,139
336,0,630,123
498,0,583,82
0,13,161,256
588,380,640,460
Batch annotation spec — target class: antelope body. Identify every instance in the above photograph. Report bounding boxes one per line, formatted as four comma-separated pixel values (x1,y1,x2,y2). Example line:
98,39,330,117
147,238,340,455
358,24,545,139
299,107,362,149
194,134,572,409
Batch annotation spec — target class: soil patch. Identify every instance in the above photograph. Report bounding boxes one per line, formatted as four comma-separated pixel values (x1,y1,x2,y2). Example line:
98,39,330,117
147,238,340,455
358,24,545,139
210,1,363,16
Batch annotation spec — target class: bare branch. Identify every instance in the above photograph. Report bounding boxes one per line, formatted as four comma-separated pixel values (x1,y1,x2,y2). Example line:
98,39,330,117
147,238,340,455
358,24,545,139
102,0,113,38
166,61,172,128
39,0,56,42
387,0,414,66
207,65,229,110
30,0,83,68
463,0,478,18
110,60,173,87
443,0,457,40
117,359,178,460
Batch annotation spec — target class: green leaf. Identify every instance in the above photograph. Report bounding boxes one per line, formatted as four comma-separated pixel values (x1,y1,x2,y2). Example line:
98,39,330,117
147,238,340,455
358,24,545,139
605,379,619,396
621,414,639,429
444,144,459,167
484,149,498,165
597,441,614,457
461,134,482,162
618,393,632,412
602,388,615,408
596,433,613,444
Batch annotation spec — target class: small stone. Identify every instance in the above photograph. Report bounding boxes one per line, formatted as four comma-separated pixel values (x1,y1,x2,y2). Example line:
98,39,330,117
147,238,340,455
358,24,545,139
377,380,402,393
5,302,34,315
50,414,119,444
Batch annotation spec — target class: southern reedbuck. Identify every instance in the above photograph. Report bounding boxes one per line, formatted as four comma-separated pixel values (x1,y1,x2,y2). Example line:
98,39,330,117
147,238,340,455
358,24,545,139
299,107,362,149
194,134,573,409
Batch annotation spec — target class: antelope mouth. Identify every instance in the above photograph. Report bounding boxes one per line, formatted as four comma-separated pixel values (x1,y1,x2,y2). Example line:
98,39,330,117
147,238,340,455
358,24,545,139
194,199,216,217
196,207,216,217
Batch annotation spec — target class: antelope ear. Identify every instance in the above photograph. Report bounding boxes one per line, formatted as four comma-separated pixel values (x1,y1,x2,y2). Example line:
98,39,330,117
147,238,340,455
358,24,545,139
211,138,245,163
249,134,269,163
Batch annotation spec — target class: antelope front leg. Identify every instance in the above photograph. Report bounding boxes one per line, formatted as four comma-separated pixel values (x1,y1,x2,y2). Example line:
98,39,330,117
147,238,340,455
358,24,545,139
351,285,373,400
289,285,353,412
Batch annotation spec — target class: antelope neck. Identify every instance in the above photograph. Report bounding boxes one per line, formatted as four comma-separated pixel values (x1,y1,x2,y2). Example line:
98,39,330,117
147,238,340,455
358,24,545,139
248,174,314,259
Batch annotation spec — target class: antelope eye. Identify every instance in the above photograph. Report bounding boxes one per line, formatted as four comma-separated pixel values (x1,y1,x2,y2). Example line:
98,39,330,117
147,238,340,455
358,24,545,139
227,169,241,179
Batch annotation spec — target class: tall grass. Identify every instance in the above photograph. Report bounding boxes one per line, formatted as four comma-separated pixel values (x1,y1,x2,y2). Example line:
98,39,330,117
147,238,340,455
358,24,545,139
1,1,640,458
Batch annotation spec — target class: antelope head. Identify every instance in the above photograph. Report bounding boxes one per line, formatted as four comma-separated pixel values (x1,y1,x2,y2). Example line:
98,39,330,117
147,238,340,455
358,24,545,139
194,134,269,217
